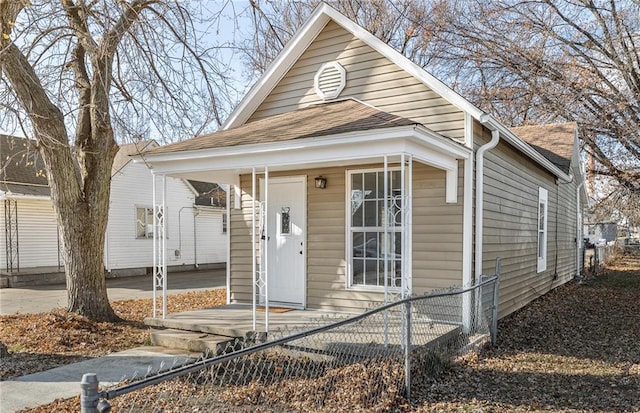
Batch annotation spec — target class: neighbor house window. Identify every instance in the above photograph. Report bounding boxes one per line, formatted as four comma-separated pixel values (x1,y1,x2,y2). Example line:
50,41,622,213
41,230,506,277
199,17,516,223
348,169,403,289
222,213,227,234
537,187,548,273
136,206,165,238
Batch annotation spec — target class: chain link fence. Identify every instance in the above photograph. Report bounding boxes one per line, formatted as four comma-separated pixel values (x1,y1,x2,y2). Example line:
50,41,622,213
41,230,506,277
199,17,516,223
81,264,500,412
586,243,616,275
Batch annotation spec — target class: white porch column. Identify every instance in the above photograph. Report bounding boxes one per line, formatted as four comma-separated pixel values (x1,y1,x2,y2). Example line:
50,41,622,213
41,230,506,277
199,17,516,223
383,155,389,304
152,174,167,319
252,168,257,330
400,154,413,299
404,155,413,299
264,166,270,332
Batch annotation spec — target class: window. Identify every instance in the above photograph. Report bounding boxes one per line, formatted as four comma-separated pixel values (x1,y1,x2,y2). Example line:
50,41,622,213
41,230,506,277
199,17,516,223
349,169,403,289
136,206,165,238
537,187,548,273
222,213,227,234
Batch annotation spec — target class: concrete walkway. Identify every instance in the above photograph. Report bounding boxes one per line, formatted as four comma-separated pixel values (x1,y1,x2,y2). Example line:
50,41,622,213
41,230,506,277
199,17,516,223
0,269,226,315
0,346,200,413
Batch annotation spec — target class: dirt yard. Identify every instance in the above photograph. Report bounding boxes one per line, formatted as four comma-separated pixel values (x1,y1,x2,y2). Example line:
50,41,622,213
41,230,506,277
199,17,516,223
1,251,639,412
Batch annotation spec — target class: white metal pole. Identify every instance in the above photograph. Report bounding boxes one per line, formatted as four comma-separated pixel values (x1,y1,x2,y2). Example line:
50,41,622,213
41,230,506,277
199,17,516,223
407,155,413,297
252,168,257,330
401,153,406,298
162,175,167,318
264,166,269,332
383,156,389,347
226,185,231,304
383,155,389,303
152,174,157,318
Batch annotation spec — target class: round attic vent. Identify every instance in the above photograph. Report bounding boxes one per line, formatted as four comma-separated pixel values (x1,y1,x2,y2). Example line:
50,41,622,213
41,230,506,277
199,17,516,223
314,61,346,100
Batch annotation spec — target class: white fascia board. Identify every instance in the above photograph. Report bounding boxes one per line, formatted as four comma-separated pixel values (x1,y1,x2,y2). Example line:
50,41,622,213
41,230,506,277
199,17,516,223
138,126,468,169
224,3,484,129
412,125,471,159
140,127,466,177
223,6,331,129
480,114,572,181
182,179,200,197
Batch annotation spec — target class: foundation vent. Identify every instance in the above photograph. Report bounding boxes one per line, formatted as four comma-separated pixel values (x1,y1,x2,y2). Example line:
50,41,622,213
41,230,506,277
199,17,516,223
314,61,346,100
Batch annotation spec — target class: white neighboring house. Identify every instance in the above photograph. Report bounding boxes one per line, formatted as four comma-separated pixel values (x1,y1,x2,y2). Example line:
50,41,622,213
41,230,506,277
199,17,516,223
0,136,227,287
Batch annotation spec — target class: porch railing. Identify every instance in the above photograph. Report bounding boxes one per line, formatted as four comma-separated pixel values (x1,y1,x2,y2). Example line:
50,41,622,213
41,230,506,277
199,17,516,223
81,260,501,412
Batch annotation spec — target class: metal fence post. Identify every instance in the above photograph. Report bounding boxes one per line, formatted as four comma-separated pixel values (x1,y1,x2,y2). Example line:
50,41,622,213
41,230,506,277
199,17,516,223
80,373,99,413
491,258,501,346
404,300,412,402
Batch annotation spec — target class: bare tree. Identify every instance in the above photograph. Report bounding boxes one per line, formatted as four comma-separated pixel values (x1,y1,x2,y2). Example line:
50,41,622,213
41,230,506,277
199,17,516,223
246,0,640,225
0,0,238,321
243,0,450,74
427,0,640,224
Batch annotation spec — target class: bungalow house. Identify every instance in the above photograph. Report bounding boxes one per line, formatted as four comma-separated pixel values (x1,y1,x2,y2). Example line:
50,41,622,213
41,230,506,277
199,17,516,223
136,4,586,322
0,136,227,287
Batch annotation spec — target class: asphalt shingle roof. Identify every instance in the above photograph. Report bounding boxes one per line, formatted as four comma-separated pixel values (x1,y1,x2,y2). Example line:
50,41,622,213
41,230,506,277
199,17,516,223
112,141,156,176
0,135,50,197
145,99,418,155
510,122,577,174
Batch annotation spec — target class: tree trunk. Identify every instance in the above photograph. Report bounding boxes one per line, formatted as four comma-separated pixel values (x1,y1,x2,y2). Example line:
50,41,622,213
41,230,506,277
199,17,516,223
0,34,120,322
43,123,120,321
58,189,119,321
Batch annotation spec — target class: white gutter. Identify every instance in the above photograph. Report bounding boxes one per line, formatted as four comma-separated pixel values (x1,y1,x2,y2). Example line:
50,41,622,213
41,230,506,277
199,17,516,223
476,116,501,279
480,114,571,182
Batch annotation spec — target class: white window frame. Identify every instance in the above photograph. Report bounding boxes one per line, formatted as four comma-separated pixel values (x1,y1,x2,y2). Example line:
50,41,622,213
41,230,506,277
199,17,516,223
222,213,227,234
136,206,166,239
537,187,548,273
346,167,403,291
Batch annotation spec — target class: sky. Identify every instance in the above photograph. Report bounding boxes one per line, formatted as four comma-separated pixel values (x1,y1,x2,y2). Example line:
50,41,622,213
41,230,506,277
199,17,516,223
0,0,258,140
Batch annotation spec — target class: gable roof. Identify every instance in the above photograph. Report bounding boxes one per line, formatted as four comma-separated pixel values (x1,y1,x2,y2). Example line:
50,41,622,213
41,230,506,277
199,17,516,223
146,99,417,155
510,122,577,174
189,180,227,208
224,3,483,129
0,135,50,197
218,3,572,182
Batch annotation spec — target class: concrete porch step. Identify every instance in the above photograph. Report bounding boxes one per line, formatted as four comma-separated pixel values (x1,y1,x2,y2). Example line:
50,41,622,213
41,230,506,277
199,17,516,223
150,329,243,355
145,316,258,340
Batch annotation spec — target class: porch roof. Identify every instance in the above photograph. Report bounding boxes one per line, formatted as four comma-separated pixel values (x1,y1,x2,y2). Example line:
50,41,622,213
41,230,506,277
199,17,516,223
138,99,471,203
146,99,418,155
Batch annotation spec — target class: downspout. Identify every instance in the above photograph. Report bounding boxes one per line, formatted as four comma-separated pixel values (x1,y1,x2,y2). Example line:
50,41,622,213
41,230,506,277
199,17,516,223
476,117,500,280
193,207,199,268
576,181,585,278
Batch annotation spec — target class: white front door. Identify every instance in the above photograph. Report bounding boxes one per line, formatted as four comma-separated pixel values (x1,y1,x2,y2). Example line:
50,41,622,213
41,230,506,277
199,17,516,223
262,176,306,307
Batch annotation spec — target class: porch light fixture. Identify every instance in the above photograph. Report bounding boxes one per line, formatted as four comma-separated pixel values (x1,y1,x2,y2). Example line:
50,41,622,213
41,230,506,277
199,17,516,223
315,176,327,189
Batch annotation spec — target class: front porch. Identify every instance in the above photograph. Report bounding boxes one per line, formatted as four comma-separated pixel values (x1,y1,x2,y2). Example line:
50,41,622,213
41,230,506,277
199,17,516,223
145,304,349,338
143,300,471,357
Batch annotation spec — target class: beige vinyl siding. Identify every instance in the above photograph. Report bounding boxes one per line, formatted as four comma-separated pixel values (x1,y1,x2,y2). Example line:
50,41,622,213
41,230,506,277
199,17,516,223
412,161,464,293
475,123,577,318
248,21,465,140
228,162,464,312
